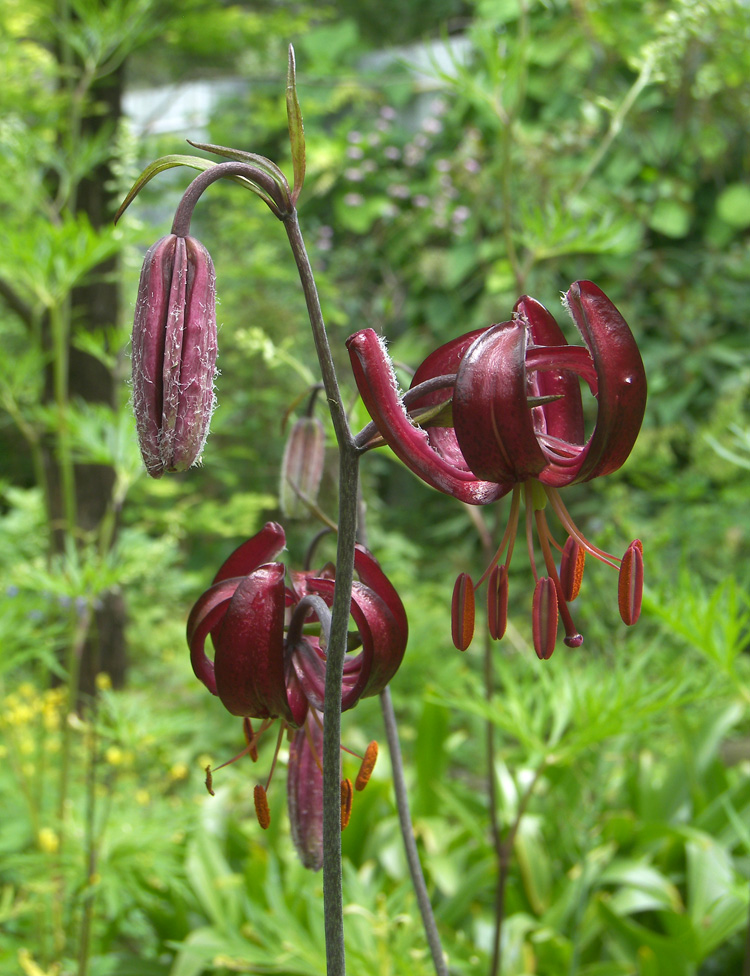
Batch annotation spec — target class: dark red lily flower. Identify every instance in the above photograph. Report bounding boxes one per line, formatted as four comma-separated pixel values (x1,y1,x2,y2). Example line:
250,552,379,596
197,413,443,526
347,281,646,656
187,521,406,862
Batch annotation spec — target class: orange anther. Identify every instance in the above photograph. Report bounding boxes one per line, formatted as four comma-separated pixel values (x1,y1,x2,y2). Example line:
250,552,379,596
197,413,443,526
618,540,643,626
243,717,259,761
355,741,378,791
340,779,353,830
205,765,215,796
560,537,585,602
487,564,508,641
451,572,475,651
532,577,558,660
254,784,271,829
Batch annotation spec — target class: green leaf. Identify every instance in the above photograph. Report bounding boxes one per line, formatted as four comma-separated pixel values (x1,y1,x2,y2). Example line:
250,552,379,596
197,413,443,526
647,198,691,238
716,182,750,228
114,155,217,224
286,44,306,205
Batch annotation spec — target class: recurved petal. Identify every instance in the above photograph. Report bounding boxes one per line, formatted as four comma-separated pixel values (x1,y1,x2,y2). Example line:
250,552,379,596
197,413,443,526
408,328,486,471
187,577,241,693
514,295,585,448
305,573,406,710
353,546,408,646
563,281,647,483
453,320,547,483
212,522,287,584
347,329,507,504
213,563,294,721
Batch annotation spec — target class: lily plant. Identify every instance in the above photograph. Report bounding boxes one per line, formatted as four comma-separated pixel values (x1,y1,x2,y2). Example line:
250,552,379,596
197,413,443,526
120,43,646,976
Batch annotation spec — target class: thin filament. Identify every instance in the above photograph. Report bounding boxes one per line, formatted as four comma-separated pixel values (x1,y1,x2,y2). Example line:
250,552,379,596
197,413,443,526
264,722,287,791
524,482,539,583
211,717,274,772
476,485,522,588
535,508,582,642
545,487,620,568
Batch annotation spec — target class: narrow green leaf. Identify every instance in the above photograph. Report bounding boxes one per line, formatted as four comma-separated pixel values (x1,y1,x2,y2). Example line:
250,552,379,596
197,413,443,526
286,44,306,205
186,140,289,189
114,155,215,224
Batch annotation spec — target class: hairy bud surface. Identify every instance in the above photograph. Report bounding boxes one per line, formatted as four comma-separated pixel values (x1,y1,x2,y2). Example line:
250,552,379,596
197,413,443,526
132,234,217,477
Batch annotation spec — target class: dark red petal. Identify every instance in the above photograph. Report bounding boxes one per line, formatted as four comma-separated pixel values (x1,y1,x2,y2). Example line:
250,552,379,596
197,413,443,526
212,522,286,584
453,321,547,483
353,546,409,646
408,328,486,471
487,564,508,641
514,296,586,448
451,573,475,651
563,281,647,483
618,539,643,626
559,537,586,602
532,577,558,660
213,563,293,721
287,714,324,871
186,578,241,694
347,329,507,504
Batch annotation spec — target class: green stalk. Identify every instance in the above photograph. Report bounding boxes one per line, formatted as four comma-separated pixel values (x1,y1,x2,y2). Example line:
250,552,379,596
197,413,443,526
49,302,77,535
283,210,359,976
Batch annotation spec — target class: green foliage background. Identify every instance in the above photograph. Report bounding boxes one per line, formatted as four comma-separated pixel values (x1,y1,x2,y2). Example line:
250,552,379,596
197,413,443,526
2,1,750,974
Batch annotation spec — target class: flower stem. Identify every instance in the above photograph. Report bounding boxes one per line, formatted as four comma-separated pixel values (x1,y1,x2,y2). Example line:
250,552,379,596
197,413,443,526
380,687,449,976
283,209,359,976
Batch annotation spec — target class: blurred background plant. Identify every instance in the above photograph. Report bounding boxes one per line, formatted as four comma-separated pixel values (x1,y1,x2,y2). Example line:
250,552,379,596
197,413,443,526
2,0,750,973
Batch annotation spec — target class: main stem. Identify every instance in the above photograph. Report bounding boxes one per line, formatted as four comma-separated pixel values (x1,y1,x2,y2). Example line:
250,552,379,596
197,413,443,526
284,211,358,976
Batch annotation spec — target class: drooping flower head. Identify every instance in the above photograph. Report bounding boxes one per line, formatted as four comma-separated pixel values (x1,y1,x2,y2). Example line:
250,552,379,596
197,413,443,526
347,281,646,657
187,522,406,865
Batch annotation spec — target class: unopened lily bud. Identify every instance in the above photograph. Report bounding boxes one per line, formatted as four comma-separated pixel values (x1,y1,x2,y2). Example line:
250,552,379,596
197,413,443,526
280,416,325,517
287,716,324,871
131,234,217,478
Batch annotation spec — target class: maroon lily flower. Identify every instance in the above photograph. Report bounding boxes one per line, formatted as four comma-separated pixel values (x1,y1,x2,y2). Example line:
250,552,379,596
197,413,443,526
347,281,646,656
187,521,406,862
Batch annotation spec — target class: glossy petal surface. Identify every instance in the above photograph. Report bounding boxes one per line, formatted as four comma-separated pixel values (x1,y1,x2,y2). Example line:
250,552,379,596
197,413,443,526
347,329,507,504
